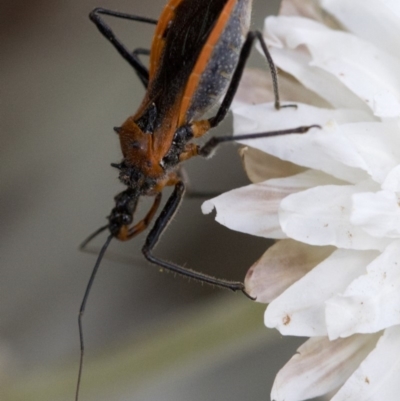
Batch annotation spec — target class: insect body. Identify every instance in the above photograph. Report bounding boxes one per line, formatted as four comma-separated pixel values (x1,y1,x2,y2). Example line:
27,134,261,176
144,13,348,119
76,1,318,399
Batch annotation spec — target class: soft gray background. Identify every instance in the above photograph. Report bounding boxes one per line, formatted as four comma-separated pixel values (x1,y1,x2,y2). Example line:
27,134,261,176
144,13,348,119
0,1,314,400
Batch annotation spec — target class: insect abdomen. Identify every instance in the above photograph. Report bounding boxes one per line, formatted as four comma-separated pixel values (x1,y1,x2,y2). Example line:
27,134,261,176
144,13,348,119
184,0,253,123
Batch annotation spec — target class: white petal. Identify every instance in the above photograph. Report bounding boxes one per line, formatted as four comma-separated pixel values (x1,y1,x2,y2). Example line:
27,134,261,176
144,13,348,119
201,170,333,238
322,0,400,56
266,16,400,118
280,182,391,250
239,146,305,183
232,68,274,108
234,103,373,184
332,326,400,401
265,249,378,336
330,122,400,185
271,334,379,401
201,184,284,239
279,0,333,24
351,191,400,238
264,17,371,111
244,239,334,303
309,122,400,184
382,165,400,192
326,240,400,339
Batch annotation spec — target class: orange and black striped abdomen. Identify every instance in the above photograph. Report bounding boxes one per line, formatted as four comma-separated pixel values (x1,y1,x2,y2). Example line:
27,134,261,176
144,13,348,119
143,0,230,124
180,0,253,125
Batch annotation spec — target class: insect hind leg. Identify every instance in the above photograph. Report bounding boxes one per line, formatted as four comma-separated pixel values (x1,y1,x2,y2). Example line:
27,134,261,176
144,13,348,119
89,8,157,88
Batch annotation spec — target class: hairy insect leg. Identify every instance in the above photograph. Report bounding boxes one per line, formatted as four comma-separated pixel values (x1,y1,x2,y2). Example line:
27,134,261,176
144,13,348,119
89,8,157,87
209,30,292,129
142,182,252,297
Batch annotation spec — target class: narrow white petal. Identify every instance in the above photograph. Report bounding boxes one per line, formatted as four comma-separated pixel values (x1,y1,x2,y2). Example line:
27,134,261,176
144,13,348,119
266,16,400,118
201,170,332,238
326,240,400,339
280,182,391,250
201,183,285,239
322,0,400,56
271,334,379,401
279,0,332,24
234,103,373,184
237,106,398,185
265,249,378,336
244,239,334,303
351,191,400,238
264,17,371,111
332,326,400,401
329,122,400,185
239,146,305,183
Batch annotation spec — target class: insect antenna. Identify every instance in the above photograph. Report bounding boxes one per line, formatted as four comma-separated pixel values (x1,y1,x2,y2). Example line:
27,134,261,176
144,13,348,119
79,224,109,251
76,233,113,401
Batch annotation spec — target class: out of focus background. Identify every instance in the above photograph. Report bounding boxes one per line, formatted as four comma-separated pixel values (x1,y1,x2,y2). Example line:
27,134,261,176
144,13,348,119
1,0,309,400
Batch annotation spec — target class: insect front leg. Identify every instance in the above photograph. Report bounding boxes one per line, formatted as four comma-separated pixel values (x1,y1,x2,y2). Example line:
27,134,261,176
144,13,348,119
117,193,162,240
89,8,157,88
142,182,251,296
198,125,320,158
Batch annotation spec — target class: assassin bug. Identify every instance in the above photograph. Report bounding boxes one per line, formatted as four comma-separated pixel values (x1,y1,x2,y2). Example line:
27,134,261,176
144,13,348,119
76,0,319,399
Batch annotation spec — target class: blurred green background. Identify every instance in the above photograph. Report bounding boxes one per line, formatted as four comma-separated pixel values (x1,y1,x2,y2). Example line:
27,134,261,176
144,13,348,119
0,0,309,400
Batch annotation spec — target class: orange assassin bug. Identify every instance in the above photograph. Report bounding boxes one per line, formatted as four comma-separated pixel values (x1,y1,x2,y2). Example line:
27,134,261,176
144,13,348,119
76,0,319,399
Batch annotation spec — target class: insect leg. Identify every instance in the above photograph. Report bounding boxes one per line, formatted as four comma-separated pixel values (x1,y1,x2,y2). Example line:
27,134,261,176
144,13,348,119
89,8,157,87
209,30,288,129
198,125,320,158
132,47,151,58
118,193,162,240
142,182,251,297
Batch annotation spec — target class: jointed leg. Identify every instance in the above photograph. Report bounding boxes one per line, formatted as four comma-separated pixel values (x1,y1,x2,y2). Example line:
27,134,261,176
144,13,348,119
89,8,157,87
209,30,289,129
198,125,320,158
132,47,151,58
117,193,162,240
142,182,251,297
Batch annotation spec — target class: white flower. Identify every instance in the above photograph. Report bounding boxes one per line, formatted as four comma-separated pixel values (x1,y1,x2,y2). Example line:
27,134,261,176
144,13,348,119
202,1,400,400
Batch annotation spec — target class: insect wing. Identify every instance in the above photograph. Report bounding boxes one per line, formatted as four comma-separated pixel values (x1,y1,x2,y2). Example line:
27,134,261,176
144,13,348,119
148,0,183,80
